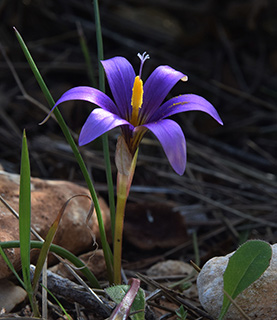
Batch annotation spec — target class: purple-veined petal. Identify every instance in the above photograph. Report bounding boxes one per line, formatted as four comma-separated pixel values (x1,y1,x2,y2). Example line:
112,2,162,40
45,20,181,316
141,119,186,175
151,94,223,125
141,65,187,121
79,108,131,146
101,57,136,119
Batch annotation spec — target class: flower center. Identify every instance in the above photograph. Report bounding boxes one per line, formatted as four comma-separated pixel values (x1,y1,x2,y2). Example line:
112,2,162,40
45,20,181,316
130,52,150,126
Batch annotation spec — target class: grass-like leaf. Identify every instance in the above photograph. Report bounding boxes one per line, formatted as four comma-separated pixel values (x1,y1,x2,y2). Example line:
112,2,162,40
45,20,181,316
19,130,35,311
0,240,100,288
0,245,25,289
219,240,272,319
41,284,71,320
14,27,113,282
32,194,93,291
93,0,116,240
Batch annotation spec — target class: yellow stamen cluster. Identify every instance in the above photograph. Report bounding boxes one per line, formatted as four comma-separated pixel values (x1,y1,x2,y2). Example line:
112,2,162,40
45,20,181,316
130,76,143,126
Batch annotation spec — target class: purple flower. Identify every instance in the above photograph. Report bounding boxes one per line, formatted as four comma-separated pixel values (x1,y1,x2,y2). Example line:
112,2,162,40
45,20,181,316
50,53,223,175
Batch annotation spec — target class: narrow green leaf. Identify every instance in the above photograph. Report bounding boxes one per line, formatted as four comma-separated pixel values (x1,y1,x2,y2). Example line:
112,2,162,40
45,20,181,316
219,240,272,319
77,22,97,88
32,195,92,291
14,27,113,283
41,284,71,320
93,0,116,241
0,240,100,288
19,130,32,298
0,245,25,289
32,204,65,291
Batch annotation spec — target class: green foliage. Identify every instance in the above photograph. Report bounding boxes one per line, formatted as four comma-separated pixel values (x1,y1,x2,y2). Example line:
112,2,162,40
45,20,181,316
0,240,100,288
0,246,25,288
175,305,188,320
219,240,272,319
93,0,116,241
32,194,96,291
41,284,71,320
106,283,145,320
14,27,113,283
19,130,37,314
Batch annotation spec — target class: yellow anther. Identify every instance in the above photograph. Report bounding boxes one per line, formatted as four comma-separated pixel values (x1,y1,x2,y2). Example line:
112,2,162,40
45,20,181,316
130,76,143,126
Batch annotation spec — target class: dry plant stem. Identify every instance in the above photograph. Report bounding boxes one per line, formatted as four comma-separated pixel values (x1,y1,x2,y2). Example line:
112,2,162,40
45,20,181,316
223,290,251,320
113,150,138,284
29,265,111,318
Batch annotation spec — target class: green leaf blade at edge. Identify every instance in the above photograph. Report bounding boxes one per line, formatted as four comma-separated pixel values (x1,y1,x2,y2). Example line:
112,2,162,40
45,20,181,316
219,240,272,319
19,130,33,298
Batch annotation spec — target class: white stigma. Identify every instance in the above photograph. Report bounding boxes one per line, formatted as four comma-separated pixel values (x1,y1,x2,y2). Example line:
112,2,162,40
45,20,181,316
137,52,150,78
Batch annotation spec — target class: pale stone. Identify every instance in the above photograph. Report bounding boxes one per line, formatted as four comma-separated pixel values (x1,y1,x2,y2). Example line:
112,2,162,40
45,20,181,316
0,279,27,312
0,170,110,279
197,243,277,319
147,260,194,277
147,260,198,298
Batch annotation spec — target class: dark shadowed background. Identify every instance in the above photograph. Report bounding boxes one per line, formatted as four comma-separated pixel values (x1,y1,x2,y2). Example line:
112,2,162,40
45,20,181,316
0,0,276,262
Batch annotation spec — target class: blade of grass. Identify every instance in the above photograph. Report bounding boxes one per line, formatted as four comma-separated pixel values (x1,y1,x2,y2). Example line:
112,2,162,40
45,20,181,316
41,284,72,320
0,245,26,289
19,130,36,312
0,240,100,288
77,21,97,88
93,0,105,92
93,0,116,239
14,27,113,283
32,194,92,291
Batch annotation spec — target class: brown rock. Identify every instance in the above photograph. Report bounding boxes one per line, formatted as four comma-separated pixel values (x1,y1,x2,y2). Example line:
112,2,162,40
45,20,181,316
0,170,110,279
50,249,107,281
197,243,277,319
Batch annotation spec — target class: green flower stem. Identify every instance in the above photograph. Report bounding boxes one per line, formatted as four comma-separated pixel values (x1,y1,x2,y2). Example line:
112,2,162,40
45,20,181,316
113,150,138,284
77,22,97,88
93,0,116,239
102,133,116,238
93,0,105,92
14,28,113,283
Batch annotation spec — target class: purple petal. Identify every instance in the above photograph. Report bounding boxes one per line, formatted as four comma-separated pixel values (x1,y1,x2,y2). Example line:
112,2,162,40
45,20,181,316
79,108,130,146
141,119,186,175
151,94,223,125
55,86,118,113
101,57,136,119
39,86,119,125
142,65,187,121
